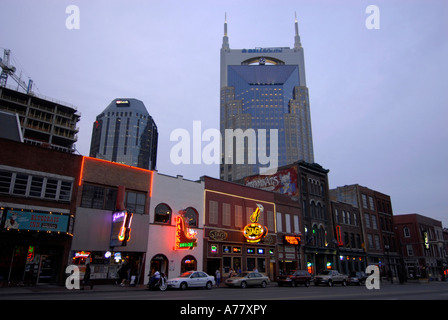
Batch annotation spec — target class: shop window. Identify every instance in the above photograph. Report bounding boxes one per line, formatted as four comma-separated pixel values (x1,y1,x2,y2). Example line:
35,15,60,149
154,203,172,224
181,255,197,273
247,258,256,271
184,207,198,227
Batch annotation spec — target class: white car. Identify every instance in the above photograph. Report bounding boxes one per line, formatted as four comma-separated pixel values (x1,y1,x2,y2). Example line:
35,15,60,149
167,271,215,290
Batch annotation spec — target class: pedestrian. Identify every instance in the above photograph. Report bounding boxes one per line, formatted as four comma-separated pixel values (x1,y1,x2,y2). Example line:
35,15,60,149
82,263,93,290
118,262,128,286
215,269,221,287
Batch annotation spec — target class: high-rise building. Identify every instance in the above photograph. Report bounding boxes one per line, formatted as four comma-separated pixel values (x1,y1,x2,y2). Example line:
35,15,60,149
0,86,80,153
89,98,158,170
220,15,314,181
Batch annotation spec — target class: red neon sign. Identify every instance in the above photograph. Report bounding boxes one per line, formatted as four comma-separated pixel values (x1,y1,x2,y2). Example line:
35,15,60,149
336,225,343,246
175,212,197,250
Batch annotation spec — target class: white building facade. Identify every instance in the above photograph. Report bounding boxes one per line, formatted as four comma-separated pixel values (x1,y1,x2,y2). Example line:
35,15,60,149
144,173,204,284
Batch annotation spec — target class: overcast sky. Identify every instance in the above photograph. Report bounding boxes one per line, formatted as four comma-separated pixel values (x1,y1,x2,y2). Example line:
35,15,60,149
1,0,447,226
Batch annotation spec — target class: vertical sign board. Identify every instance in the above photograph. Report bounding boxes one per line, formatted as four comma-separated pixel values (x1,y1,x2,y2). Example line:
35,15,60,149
110,211,132,247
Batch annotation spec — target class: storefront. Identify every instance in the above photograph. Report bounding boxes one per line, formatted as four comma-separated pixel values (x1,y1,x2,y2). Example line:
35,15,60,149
0,207,73,286
144,173,205,284
277,234,302,274
202,176,277,281
70,250,144,284
205,228,277,280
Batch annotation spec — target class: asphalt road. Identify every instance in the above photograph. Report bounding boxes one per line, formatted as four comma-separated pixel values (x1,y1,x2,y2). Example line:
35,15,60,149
2,281,448,301
1,282,446,318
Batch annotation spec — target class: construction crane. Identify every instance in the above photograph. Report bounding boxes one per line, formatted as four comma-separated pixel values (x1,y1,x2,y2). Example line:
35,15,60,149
0,48,33,94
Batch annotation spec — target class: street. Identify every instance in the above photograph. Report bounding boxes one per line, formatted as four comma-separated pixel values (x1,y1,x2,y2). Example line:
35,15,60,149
2,281,448,300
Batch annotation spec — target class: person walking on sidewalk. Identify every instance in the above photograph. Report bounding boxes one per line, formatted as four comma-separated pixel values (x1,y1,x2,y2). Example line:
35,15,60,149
215,269,221,287
82,263,93,290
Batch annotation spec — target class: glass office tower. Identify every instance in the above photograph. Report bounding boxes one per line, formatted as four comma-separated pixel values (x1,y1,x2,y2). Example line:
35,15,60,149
89,98,158,170
220,16,314,181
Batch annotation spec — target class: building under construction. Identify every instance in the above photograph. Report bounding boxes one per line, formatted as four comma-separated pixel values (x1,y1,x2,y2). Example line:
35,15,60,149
0,49,80,153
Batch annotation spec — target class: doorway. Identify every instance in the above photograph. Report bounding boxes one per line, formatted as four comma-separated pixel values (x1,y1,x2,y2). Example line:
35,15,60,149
37,255,55,284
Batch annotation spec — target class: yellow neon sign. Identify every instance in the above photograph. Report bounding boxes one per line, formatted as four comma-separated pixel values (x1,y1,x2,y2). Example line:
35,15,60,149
243,204,268,243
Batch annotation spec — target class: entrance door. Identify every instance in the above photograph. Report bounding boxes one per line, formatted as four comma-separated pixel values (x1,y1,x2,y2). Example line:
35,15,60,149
206,258,221,277
150,254,169,277
37,255,54,284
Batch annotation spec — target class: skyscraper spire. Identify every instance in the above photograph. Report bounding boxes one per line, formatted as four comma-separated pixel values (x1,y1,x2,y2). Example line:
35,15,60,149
294,12,302,49
222,12,230,51
224,12,227,36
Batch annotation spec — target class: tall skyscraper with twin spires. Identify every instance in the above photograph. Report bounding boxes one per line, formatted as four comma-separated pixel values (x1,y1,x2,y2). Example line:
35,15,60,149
220,14,315,181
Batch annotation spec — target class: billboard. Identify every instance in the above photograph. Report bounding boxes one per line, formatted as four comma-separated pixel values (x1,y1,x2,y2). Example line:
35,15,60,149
243,167,298,196
4,210,69,232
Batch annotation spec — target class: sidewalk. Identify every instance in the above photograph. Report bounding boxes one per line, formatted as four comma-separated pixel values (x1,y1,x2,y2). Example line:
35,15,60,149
0,283,148,296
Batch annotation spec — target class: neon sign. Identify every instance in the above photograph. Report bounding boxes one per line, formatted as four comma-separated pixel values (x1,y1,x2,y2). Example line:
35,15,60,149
336,225,343,246
243,204,268,243
110,211,133,247
175,211,197,250
285,235,301,245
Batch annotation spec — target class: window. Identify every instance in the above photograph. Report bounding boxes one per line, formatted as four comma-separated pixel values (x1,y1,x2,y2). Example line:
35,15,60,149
371,215,378,229
0,171,12,193
59,181,73,201
406,245,414,256
235,205,243,228
356,234,362,249
29,176,44,197
222,203,231,226
285,214,291,233
13,174,28,195
267,211,275,232
367,234,374,249
0,169,73,202
362,194,368,209
276,212,283,233
80,184,117,210
403,227,410,238
126,191,146,214
369,196,375,210
365,213,371,228
209,200,218,225
44,179,58,199
184,207,198,228
154,203,172,224
374,235,381,249
293,215,300,234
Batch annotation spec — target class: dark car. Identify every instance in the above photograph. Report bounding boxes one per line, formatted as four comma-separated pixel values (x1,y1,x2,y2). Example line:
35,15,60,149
277,270,312,287
347,271,368,285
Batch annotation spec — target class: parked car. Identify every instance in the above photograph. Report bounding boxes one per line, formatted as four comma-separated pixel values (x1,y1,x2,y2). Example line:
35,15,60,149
277,270,312,287
314,270,348,287
225,272,270,288
347,271,368,285
167,271,215,290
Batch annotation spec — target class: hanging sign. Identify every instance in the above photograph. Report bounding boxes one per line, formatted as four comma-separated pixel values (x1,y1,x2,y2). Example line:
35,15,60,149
175,210,197,250
243,204,268,243
110,211,133,247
